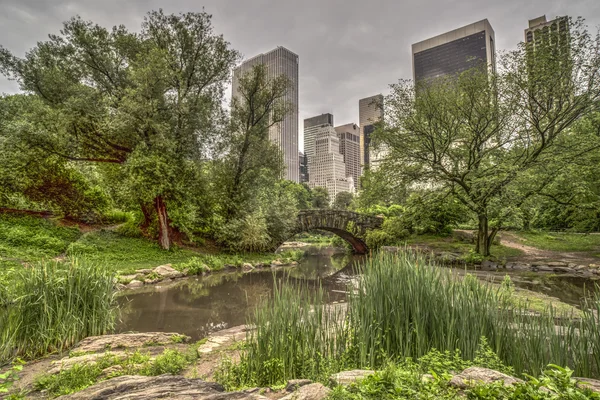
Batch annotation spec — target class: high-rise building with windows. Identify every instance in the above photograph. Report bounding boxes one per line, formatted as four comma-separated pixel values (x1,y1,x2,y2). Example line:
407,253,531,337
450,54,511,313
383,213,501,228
305,114,354,202
334,123,361,189
525,15,568,45
299,152,309,183
358,94,384,170
412,19,496,83
232,46,299,182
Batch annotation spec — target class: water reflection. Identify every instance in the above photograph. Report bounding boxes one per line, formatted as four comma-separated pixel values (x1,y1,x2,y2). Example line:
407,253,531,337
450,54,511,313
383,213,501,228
117,250,358,340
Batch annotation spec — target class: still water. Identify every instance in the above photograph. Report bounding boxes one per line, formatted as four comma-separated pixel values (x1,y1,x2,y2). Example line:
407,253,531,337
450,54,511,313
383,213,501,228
117,247,599,340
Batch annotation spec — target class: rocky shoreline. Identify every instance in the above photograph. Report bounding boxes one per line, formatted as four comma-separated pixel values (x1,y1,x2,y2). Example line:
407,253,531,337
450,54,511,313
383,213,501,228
117,259,299,291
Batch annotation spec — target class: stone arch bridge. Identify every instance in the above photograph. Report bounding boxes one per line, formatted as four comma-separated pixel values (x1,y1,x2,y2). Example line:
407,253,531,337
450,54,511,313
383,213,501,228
277,210,384,254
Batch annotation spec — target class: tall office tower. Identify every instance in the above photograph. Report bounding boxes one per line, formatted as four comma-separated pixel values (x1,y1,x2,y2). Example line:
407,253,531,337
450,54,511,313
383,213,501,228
232,46,299,182
412,19,496,83
358,94,384,170
304,113,334,178
299,152,309,183
525,15,568,44
334,123,361,189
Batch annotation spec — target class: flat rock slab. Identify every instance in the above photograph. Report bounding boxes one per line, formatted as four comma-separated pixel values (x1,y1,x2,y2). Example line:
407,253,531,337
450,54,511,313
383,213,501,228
74,332,189,353
330,370,375,386
198,326,249,355
57,374,268,399
576,377,600,394
280,383,330,400
449,367,523,389
154,264,184,279
285,379,313,392
49,351,131,375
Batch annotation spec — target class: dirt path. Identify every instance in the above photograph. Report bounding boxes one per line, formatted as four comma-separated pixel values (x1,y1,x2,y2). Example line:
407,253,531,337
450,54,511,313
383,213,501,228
498,232,599,265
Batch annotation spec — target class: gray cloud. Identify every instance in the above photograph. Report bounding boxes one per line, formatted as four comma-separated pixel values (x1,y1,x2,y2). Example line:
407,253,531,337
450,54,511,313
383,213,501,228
1,0,599,150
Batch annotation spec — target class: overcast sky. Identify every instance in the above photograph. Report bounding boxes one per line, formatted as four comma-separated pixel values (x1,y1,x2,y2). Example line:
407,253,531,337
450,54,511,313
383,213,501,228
1,0,599,151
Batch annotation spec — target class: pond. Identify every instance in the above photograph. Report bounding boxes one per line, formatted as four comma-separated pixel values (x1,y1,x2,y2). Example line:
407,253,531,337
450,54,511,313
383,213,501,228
117,247,600,341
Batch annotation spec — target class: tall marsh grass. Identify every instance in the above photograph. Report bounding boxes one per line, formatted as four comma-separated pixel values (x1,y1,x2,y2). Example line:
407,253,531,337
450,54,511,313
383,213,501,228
222,251,600,387
0,259,117,363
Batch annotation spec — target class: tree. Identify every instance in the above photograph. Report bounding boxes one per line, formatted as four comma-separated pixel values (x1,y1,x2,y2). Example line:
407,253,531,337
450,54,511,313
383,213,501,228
311,187,330,209
215,64,289,221
0,10,239,249
377,18,600,255
279,181,312,209
333,191,353,210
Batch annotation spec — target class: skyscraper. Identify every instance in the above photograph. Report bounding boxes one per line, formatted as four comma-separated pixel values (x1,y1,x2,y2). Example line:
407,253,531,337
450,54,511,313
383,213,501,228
412,19,496,83
358,94,384,170
232,46,299,182
525,15,568,44
305,114,354,201
304,113,334,178
299,152,308,183
334,123,361,190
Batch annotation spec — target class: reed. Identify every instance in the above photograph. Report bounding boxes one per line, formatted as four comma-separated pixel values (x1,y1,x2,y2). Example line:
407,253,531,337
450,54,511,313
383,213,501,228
0,259,117,363
226,251,600,387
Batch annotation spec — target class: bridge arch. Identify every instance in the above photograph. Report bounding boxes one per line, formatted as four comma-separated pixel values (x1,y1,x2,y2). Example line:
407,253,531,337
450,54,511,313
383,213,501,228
277,210,383,254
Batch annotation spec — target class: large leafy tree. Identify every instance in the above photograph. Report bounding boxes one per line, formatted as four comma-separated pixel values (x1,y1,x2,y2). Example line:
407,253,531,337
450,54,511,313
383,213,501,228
0,10,239,249
377,18,600,255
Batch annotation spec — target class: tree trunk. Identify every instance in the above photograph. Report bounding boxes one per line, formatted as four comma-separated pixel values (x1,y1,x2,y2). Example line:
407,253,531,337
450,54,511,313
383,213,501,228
154,195,172,250
140,202,154,233
476,214,491,257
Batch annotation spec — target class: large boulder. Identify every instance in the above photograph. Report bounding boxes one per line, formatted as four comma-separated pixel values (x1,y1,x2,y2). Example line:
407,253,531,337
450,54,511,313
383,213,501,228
449,367,523,389
154,264,184,279
280,383,330,400
126,280,144,289
285,379,313,392
74,332,189,353
56,375,268,399
329,370,375,386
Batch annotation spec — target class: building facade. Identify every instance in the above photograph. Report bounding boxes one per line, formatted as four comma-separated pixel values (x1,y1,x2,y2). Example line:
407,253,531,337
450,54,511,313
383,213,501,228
299,152,308,183
232,46,299,182
412,19,496,82
358,94,384,170
525,15,568,44
334,123,361,189
303,113,334,178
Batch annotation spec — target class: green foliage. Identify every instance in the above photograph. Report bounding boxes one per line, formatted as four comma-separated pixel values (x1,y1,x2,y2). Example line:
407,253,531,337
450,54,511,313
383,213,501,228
401,193,467,236
333,191,354,210
218,211,271,253
0,213,81,262
365,229,394,250
0,259,116,363
311,187,330,209
0,358,25,395
461,249,485,264
34,349,189,397
512,231,600,252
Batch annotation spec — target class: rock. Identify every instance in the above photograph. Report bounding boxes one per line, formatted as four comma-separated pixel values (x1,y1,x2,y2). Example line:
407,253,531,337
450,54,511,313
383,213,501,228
153,264,183,279
242,263,254,272
271,260,284,267
253,263,266,269
553,267,573,273
115,284,127,291
453,231,475,243
576,377,600,394
534,265,553,272
49,352,128,375
286,379,313,392
197,325,249,355
547,262,568,268
99,365,125,379
73,332,189,353
330,370,375,386
280,383,330,400
589,264,600,269
56,375,268,399
482,260,498,270
290,261,299,266
144,278,162,284
421,374,435,383
449,367,523,389
575,265,588,271
126,280,144,289
120,274,140,282
135,269,153,275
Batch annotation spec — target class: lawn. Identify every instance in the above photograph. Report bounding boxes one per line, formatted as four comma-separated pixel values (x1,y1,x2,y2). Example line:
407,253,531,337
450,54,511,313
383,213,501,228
404,234,524,259
512,231,600,252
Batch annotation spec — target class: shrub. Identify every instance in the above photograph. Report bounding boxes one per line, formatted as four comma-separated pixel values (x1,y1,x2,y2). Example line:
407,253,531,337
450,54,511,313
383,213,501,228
365,229,393,249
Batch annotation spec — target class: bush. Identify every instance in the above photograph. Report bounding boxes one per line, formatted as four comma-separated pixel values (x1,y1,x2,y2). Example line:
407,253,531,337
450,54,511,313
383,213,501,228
218,211,272,252
365,229,393,249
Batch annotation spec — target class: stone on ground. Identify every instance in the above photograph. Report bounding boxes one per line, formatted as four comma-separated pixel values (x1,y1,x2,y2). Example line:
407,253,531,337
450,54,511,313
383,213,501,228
197,325,249,355
56,375,268,399
285,379,313,392
576,377,600,394
280,383,330,400
449,367,523,389
126,280,144,289
154,264,184,278
74,332,189,353
329,370,375,386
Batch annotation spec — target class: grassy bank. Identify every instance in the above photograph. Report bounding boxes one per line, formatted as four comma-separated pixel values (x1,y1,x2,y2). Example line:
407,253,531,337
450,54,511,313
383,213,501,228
405,233,524,260
512,231,600,253
0,259,117,363
217,252,600,390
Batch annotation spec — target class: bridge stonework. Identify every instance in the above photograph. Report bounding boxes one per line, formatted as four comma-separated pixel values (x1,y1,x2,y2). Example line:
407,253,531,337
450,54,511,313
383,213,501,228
280,210,383,254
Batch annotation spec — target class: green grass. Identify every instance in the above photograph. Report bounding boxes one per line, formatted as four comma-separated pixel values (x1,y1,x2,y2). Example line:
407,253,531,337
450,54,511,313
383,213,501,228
34,348,190,397
512,231,600,252
217,252,600,390
405,234,524,259
0,259,117,363
0,214,81,264
328,361,600,400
